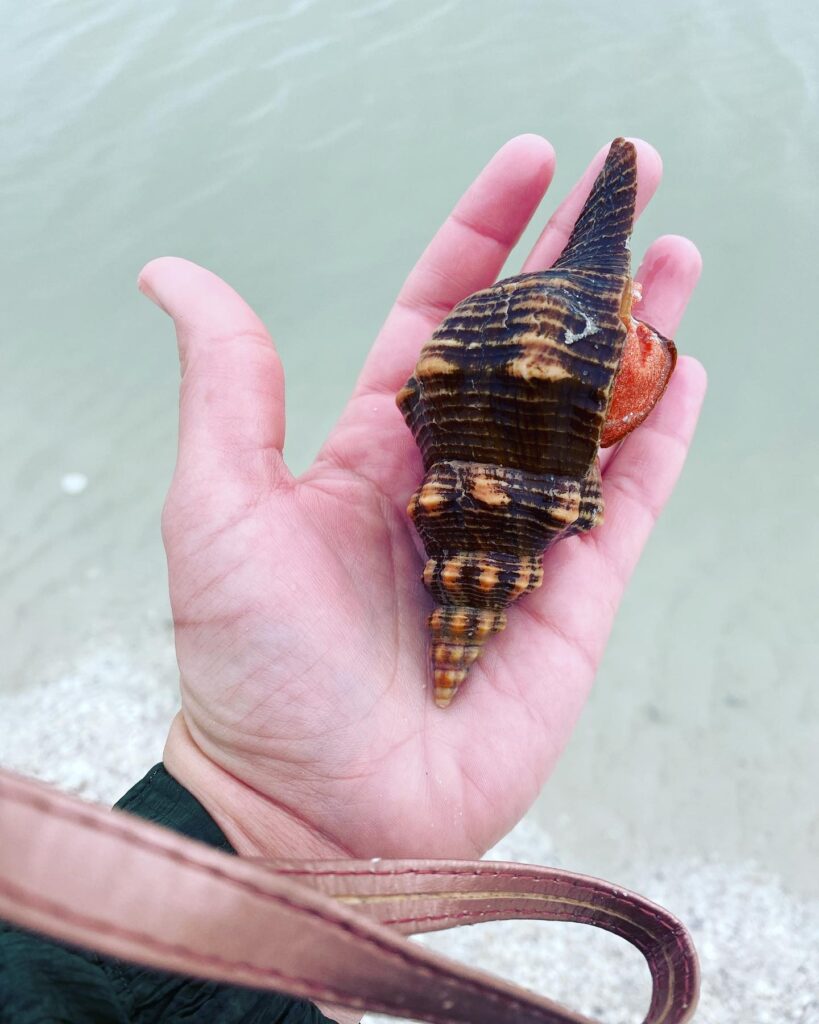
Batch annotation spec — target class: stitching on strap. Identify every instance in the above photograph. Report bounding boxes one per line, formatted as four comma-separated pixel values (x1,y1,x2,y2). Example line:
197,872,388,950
0,783,591,1024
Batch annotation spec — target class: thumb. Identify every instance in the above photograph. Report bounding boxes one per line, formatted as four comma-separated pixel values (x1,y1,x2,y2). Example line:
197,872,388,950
138,256,287,487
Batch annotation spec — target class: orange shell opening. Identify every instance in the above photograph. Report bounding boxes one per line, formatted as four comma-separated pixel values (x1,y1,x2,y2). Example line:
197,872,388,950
602,313,677,448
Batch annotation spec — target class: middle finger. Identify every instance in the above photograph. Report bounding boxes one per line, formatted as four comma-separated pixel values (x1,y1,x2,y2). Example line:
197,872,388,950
521,137,664,272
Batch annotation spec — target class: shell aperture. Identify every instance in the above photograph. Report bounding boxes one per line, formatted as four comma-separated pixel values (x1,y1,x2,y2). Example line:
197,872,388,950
397,139,676,707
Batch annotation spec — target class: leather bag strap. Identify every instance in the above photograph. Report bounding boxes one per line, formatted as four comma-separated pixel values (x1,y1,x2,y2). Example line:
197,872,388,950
0,769,699,1023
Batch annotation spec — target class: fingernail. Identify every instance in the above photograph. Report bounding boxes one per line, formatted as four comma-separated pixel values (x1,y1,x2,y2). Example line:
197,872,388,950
137,269,167,314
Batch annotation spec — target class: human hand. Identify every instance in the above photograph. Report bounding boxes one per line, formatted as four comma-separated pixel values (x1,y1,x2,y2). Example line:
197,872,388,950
139,136,706,861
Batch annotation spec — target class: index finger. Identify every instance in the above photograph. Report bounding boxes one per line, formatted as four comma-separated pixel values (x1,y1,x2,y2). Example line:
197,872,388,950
354,134,556,398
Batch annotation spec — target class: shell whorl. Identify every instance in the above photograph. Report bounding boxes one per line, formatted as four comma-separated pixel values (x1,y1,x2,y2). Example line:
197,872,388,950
398,139,639,707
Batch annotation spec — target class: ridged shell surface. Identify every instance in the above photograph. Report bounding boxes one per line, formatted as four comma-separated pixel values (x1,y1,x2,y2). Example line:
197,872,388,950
398,138,639,707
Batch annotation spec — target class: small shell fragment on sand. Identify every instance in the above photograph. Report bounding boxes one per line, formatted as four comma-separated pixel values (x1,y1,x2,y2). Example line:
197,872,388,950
61,472,89,495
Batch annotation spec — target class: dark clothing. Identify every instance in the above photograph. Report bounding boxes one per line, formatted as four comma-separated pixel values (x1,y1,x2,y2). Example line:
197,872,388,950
0,765,335,1023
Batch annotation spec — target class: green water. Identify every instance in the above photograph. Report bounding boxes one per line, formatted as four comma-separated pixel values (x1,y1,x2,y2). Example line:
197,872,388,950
1,1,817,893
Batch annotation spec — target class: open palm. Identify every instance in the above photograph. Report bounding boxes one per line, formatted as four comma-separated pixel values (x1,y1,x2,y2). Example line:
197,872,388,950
140,136,705,862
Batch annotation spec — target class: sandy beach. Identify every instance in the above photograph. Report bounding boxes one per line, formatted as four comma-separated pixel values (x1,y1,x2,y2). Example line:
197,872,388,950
1,617,815,1023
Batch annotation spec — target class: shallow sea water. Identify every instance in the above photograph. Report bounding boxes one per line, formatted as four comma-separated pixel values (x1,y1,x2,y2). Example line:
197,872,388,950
1,0,818,1015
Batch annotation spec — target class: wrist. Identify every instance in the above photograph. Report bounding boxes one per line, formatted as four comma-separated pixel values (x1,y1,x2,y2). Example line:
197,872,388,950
162,713,351,860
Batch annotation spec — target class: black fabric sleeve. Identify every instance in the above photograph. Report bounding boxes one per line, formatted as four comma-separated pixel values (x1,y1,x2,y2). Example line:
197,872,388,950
0,764,337,1024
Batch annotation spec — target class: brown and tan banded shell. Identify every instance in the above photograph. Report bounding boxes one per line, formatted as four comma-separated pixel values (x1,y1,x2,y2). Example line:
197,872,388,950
397,138,676,707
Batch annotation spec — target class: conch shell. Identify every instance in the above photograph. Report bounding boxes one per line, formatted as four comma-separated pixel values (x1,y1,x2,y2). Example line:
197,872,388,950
397,139,676,707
